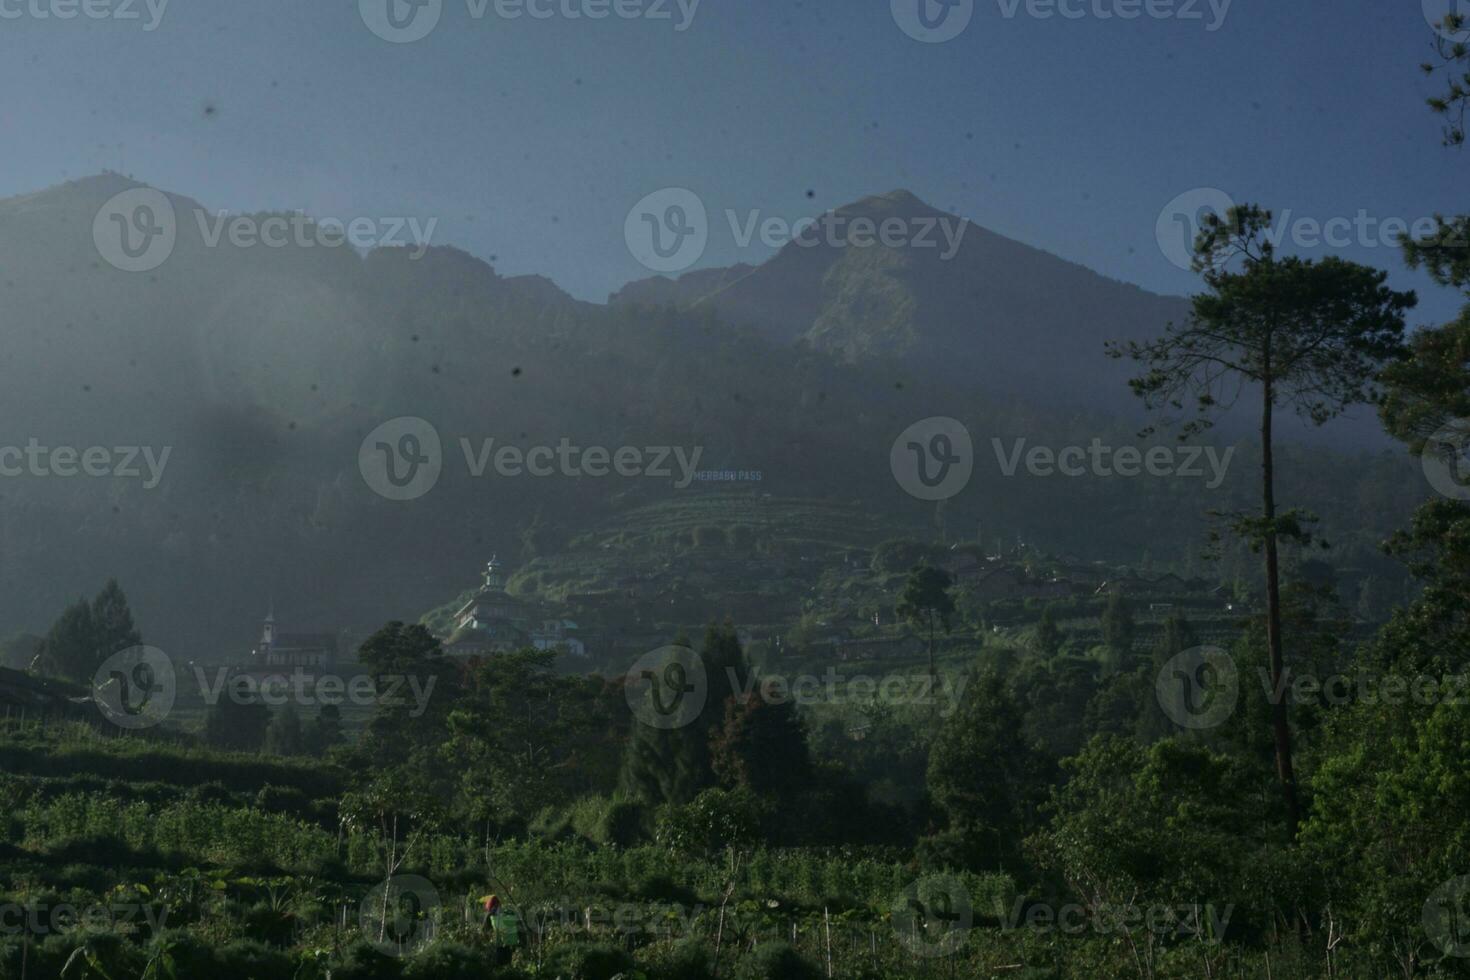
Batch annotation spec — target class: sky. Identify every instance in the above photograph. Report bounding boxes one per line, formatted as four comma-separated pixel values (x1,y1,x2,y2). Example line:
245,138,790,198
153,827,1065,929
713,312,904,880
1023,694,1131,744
0,0,1464,324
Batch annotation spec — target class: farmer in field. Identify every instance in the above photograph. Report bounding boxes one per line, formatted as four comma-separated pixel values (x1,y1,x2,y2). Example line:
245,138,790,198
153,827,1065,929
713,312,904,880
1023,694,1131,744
481,893,523,965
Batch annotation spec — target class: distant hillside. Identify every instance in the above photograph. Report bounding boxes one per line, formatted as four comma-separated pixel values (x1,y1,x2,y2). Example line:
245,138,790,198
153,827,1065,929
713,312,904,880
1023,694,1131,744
0,175,1426,655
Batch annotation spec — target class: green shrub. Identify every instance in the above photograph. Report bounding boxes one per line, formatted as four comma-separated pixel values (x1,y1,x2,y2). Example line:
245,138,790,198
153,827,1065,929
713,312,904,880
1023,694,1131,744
402,941,503,979
541,941,635,979
732,942,822,980
307,939,404,980
649,937,714,980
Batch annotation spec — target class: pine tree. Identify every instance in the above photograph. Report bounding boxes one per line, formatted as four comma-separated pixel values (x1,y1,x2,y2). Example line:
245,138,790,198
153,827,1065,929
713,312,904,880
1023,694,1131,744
37,599,95,683
620,624,749,807
1035,604,1064,657
1101,593,1136,665
91,578,142,664
309,704,344,754
266,703,305,756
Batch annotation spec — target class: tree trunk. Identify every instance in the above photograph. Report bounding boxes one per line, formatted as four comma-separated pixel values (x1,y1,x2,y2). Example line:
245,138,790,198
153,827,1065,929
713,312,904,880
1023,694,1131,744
1261,381,1300,836
927,615,936,722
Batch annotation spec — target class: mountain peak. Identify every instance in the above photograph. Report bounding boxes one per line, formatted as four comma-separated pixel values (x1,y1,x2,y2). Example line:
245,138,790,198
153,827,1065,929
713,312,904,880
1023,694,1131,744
833,188,940,218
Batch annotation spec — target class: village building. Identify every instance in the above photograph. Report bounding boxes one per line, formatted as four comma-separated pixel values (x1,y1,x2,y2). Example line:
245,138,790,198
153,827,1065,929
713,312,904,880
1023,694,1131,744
444,557,589,658
250,608,339,674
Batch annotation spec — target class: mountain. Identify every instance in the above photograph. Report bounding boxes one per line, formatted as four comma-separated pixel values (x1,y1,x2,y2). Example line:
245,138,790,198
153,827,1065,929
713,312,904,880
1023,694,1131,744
613,189,1187,412
0,175,1422,656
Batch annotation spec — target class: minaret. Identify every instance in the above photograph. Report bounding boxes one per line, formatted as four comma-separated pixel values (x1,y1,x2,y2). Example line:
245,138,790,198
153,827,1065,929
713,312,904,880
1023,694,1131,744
261,604,275,658
484,555,504,592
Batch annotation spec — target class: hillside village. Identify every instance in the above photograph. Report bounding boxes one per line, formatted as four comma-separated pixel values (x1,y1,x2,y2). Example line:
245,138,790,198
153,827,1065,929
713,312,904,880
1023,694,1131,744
417,529,1260,673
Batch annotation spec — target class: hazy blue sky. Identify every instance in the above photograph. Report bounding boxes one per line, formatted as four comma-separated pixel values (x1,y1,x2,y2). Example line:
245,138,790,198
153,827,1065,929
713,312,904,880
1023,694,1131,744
2,0,1463,323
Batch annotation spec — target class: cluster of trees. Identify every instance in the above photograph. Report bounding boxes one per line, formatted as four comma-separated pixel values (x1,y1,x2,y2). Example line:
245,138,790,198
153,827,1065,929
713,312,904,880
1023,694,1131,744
31,578,142,683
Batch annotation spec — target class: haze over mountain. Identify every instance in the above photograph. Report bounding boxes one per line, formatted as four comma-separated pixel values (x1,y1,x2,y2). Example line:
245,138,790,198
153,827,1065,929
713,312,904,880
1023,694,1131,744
615,189,1188,414
0,175,1421,655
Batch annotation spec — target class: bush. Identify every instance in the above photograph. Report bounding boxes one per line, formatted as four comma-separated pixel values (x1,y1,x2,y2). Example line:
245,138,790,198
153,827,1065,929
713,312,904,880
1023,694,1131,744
211,938,293,980
541,941,635,980
655,788,764,857
255,783,312,819
307,939,405,980
600,800,648,847
733,942,822,980
402,941,504,979
649,938,714,980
